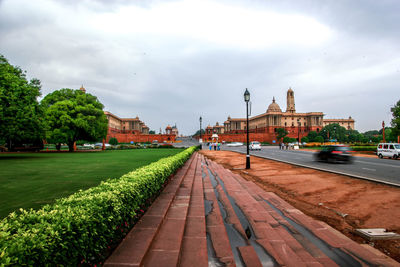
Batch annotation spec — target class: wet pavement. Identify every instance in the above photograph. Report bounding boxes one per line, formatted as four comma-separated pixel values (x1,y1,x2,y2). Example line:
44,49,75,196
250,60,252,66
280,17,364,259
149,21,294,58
104,153,399,266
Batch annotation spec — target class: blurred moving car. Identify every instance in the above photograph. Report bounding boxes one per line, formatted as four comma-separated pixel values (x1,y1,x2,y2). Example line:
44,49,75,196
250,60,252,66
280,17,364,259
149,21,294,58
314,145,353,163
226,142,243,147
250,141,261,150
377,143,400,159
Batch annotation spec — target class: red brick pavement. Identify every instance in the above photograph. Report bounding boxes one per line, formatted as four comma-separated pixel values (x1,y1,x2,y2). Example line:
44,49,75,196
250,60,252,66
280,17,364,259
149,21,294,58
104,153,399,266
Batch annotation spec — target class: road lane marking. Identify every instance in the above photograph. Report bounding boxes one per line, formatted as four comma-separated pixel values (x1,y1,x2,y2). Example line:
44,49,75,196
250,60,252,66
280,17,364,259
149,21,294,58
354,160,400,168
362,168,376,171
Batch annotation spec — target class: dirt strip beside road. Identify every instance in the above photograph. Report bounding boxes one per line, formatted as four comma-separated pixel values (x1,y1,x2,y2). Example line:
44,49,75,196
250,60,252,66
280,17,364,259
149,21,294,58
200,150,400,263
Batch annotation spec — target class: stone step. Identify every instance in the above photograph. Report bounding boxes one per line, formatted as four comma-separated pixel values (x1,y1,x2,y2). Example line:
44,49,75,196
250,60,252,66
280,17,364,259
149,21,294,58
141,154,200,266
104,153,198,266
179,154,208,267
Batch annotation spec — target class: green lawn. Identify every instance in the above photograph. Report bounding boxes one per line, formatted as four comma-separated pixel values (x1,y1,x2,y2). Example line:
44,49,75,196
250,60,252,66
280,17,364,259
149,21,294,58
0,149,183,219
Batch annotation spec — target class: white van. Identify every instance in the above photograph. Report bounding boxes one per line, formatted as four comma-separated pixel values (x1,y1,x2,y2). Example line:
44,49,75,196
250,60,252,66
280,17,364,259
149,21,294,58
377,143,400,159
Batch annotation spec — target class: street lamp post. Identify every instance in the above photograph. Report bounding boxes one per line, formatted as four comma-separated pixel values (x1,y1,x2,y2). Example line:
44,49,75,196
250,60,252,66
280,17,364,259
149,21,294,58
199,116,202,149
244,89,250,169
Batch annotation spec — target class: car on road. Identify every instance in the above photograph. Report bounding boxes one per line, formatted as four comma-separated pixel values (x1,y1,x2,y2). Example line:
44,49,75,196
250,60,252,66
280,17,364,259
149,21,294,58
314,145,353,163
250,141,261,150
377,143,400,159
226,142,243,147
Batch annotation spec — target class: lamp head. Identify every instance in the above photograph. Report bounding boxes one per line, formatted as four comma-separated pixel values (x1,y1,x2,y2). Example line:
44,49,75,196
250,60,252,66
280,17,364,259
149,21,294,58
244,88,250,102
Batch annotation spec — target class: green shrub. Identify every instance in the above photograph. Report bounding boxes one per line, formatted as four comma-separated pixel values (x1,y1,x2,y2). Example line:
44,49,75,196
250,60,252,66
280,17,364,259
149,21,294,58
351,146,377,152
109,137,118,146
0,146,197,266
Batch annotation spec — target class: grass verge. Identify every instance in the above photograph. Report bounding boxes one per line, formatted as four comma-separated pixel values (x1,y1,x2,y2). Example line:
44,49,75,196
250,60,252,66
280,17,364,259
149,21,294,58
0,146,197,266
0,149,183,219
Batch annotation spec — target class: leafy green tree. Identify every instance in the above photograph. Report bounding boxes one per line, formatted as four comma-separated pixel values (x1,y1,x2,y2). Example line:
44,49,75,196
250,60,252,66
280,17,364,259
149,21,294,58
315,136,324,143
276,128,288,142
363,130,379,136
109,137,118,145
320,123,347,142
390,100,400,141
346,129,360,143
149,130,156,134
0,54,44,150
282,137,297,143
301,136,309,143
41,89,108,152
307,131,318,142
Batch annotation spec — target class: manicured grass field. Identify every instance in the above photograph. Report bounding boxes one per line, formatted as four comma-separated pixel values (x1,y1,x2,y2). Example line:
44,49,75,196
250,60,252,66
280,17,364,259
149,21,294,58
0,149,183,219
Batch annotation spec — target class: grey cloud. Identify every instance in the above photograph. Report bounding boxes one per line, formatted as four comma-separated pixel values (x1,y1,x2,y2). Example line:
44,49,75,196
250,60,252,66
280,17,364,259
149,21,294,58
1,0,399,135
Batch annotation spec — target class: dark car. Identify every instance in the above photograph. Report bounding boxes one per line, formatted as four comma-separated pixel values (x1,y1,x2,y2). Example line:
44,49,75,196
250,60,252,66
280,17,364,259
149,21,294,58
314,145,353,163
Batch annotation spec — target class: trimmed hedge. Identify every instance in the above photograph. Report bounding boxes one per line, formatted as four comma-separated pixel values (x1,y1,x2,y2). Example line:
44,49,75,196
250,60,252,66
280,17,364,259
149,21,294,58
0,146,197,266
351,146,377,152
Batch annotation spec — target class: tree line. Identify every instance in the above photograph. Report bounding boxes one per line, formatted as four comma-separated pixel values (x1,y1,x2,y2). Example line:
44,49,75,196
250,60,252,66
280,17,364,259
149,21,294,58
0,54,108,152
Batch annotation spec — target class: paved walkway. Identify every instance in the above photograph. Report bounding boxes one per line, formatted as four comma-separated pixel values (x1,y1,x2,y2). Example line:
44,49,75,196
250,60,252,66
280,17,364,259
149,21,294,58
104,153,398,266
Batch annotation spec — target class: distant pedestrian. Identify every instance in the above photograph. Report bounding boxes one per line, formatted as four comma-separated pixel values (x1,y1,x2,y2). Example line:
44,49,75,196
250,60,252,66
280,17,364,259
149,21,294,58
213,143,217,150
217,143,221,150
209,143,212,150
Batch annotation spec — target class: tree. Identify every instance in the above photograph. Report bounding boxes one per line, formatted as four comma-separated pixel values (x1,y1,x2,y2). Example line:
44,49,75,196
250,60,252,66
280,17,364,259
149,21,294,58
307,131,318,142
0,54,44,150
301,136,309,143
149,130,156,134
320,123,347,142
109,137,118,145
391,100,400,141
315,136,324,143
41,89,108,152
276,128,288,142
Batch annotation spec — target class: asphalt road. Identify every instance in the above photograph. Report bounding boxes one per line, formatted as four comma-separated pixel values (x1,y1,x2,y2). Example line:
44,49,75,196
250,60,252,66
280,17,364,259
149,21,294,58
220,145,400,187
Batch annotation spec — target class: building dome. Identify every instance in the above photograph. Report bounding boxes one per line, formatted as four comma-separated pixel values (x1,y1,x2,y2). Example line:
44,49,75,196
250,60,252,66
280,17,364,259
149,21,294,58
267,97,282,113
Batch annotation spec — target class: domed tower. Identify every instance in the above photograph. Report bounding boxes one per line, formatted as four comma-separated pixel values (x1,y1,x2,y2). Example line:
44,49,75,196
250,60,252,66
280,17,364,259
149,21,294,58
286,88,295,113
267,97,282,113
266,97,282,127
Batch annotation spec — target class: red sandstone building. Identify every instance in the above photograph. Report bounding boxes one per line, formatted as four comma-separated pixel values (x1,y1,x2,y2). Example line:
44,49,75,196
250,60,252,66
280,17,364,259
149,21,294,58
202,88,355,143
105,111,176,143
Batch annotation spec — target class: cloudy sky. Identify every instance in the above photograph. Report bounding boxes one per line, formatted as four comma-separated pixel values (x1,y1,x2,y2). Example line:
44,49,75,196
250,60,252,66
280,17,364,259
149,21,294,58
1,0,399,135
